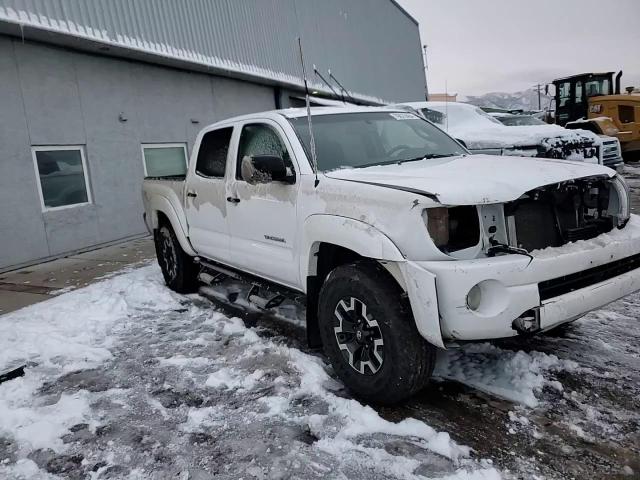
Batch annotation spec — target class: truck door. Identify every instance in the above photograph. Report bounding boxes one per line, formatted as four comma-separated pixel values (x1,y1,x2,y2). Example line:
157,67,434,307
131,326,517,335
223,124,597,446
184,126,234,262
225,121,300,289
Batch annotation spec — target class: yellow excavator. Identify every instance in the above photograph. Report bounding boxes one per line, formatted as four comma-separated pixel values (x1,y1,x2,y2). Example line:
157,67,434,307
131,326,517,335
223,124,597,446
551,72,640,160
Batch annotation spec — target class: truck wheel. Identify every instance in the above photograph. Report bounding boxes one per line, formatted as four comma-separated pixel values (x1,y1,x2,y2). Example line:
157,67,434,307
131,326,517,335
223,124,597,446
317,261,436,405
154,222,198,293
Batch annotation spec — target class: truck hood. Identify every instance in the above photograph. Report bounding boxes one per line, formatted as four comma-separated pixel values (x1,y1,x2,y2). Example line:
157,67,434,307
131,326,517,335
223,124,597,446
449,124,598,151
324,154,615,205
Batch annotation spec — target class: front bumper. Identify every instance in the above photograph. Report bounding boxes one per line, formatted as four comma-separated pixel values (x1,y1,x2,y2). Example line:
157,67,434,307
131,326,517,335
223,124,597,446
401,215,640,345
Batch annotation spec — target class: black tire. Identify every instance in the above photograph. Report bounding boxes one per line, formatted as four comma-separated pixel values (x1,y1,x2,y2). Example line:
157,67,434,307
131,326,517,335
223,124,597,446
317,261,436,405
154,221,198,293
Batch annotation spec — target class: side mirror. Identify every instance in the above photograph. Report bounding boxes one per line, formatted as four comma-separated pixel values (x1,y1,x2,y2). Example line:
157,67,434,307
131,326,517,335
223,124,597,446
241,155,295,185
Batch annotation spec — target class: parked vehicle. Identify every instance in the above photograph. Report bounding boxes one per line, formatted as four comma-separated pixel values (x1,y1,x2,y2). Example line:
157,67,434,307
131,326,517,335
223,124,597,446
489,112,547,126
491,113,624,170
143,106,639,404
401,101,603,163
551,71,640,160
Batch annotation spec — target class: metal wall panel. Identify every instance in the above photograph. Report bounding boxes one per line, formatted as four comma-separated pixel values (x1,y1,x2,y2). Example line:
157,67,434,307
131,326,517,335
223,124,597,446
0,0,425,103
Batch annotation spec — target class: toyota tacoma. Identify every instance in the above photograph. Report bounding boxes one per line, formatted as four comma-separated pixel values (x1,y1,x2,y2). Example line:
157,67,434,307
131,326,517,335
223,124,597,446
142,107,639,404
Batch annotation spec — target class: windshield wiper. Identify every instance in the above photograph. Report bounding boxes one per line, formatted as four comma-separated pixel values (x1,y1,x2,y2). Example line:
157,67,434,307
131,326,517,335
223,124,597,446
355,153,456,169
396,153,455,164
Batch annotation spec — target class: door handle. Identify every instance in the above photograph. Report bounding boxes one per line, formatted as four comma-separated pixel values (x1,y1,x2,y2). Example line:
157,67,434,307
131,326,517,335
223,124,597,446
226,196,240,204
187,191,197,198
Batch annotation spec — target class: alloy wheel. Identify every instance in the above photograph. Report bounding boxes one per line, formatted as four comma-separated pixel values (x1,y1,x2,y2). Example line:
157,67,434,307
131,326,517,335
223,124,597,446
333,297,384,375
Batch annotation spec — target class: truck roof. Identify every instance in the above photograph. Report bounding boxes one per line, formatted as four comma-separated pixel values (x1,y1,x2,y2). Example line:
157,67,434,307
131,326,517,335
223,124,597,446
201,106,411,130
278,106,402,118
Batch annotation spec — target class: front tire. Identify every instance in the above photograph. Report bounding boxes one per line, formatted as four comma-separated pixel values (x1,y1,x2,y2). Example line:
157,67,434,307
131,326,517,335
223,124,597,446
317,261,436,405
154,222,198,293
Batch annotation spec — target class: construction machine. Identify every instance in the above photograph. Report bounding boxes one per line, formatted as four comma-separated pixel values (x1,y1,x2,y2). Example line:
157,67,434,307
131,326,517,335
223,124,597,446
551,72,640,160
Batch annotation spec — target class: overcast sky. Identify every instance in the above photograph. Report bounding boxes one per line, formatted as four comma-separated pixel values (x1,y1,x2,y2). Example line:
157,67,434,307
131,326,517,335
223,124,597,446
397,0,640,97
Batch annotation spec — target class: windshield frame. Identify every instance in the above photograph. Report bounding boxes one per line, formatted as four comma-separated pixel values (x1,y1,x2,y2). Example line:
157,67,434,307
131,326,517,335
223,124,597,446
286,110,469,172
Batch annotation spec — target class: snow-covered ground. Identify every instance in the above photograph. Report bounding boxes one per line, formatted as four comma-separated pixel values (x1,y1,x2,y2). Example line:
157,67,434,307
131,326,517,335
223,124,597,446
0,265,499,479
1,263,638,479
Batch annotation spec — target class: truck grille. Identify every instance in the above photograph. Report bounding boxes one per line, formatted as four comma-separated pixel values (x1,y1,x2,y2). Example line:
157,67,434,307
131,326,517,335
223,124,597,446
538,252,640,301
538,139,598,161
602,140,621,167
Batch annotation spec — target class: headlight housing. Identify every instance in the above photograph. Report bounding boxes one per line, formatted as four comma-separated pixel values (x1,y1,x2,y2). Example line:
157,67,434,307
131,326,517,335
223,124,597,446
423,206,480,253
610,174,630,227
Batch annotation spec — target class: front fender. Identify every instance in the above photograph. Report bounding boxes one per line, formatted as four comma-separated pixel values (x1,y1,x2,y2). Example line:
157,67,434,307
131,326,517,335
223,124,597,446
301,215,445,349
301,214,405,280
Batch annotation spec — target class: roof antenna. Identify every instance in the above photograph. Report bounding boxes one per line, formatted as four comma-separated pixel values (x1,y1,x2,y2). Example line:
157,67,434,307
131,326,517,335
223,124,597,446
298,37,319,187
313,66,341,100
329,70,356,104
328,69,346,103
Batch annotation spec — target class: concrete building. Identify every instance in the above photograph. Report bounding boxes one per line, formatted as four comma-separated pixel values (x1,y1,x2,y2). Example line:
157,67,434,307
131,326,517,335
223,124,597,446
0,0,426,271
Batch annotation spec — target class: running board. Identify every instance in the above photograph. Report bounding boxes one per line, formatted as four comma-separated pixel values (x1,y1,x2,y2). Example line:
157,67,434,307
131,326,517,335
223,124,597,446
247,284,286,310
196,257,301,311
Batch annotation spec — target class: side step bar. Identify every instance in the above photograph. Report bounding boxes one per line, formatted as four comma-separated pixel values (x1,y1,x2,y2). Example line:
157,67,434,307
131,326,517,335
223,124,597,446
195,257,301,311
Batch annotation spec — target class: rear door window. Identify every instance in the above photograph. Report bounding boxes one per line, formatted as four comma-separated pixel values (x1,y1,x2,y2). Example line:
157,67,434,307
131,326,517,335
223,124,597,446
195,127,233,178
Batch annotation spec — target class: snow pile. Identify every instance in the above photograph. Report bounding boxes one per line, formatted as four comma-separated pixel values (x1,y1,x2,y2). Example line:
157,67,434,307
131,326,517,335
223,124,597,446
0,265,183,454
0,265,182,372
435,343,578,408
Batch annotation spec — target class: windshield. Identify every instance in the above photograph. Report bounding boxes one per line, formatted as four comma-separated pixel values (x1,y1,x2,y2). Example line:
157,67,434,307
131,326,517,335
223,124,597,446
497,115,546,126
289,112,466,171
584,77,611,97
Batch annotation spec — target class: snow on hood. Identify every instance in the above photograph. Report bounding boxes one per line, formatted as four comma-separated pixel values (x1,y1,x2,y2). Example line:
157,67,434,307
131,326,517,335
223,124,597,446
425,102,598,150
325,154,614,205
453,123,598,150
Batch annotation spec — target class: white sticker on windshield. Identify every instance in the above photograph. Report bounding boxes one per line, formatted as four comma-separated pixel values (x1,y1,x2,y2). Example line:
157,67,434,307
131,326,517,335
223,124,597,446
389,112,419,120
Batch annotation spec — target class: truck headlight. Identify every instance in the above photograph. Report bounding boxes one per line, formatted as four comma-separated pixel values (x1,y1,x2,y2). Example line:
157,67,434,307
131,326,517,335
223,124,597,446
423,206,480,252
611,174,630,227
424,207,450,247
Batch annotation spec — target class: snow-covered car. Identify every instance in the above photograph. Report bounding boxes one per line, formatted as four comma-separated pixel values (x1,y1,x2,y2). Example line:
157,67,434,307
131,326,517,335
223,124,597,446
491,113,624,170
489,112,547,126
142,106,640,404
402,101,604,163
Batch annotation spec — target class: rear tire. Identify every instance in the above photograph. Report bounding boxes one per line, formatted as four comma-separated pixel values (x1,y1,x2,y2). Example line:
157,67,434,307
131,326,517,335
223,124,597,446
317,261,436,405
154,222,198,293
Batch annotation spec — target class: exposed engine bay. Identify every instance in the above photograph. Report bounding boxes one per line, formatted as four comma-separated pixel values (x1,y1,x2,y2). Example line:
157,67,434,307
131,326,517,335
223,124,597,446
504,176,616,251
426,175,630,257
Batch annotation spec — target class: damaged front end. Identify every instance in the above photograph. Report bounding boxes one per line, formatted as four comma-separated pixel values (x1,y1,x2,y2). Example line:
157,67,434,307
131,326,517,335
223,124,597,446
425,174,630,259
498,174,629,252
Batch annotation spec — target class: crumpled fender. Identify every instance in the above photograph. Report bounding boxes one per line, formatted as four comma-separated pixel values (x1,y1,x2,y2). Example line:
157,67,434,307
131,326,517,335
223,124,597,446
301,215,445,349
397,261,445,349
301,214,405,280
147,195,197,257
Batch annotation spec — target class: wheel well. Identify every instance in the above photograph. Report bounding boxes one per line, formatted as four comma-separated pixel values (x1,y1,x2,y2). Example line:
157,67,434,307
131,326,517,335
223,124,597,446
305,243,404,349
156,211,170,230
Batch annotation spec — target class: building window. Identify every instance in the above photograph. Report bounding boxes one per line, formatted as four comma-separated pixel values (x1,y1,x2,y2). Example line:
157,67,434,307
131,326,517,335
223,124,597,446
32,146,92,211
142,143,188,178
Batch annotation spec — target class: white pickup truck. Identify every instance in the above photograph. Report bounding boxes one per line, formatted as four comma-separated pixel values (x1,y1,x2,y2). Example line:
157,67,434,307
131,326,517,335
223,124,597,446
142,106,640,404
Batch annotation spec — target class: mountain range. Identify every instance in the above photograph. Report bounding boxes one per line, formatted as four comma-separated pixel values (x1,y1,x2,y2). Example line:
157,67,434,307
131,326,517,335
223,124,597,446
463,89,553,111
